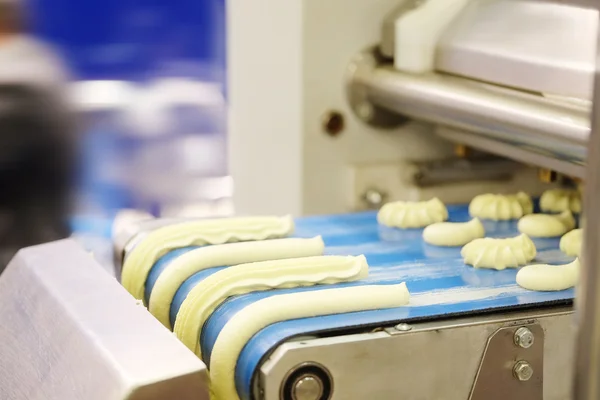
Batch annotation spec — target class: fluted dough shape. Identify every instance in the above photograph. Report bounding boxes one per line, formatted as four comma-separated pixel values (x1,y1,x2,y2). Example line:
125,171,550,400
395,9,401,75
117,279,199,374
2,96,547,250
560,229,583,257
174,255,369,357
517,210,575,238
121,216,294,302
378,198,448,228
469,192,533,221
422,218,485,247
517,258,580,291
540,188,582,213
461,234,536,270
209,283,410,400
148,236,325,329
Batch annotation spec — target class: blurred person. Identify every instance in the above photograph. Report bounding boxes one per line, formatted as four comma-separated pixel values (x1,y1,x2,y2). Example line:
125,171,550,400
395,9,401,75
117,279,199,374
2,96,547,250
0,0,76,271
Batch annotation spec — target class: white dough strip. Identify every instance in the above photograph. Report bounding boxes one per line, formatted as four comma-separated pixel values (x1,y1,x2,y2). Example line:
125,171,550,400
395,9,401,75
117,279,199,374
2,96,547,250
149,237,325,329
517,210,575,238
560,229,583,257
423,218,484,246
517,258,580,292
208,283,410,400
121,216,294,301
173,255,370,357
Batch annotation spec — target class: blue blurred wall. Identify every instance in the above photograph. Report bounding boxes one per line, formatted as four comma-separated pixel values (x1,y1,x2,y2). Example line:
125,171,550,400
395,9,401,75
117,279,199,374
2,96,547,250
24,0,227,237
27,0,226,81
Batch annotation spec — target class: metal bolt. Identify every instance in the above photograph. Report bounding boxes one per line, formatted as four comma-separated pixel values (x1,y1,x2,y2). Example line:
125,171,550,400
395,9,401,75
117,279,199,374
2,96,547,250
395,323,412,332
513,361,534,382
538,168,557,183
362,189,387,209
356,102,375,121
514,327,534,349
292,375,323,400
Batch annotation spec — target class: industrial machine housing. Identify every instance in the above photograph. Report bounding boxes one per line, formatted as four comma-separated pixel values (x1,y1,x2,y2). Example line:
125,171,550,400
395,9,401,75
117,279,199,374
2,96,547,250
1,1,600,399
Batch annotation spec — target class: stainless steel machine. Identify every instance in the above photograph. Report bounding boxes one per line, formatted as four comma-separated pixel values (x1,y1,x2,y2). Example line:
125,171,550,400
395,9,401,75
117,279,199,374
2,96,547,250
2,1,600,399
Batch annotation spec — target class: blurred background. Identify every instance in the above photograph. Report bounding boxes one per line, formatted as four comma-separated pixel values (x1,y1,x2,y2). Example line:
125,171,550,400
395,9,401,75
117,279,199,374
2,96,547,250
0,0,230,270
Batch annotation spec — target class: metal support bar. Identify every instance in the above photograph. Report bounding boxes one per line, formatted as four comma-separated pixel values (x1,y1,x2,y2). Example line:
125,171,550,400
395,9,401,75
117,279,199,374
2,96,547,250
574,9,600,400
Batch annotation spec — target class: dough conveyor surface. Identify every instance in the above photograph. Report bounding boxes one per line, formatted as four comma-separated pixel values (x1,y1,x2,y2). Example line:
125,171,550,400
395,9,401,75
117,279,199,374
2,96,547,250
147,204,576,400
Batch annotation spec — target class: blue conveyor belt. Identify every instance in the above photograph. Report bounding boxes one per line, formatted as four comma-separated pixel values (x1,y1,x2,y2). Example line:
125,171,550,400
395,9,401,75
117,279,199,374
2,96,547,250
145,205,576,400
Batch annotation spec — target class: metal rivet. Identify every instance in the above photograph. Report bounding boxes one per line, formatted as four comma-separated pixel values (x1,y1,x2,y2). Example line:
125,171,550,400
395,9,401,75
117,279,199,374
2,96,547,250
514,327,534,349
292,375,323,400
395,323,412,332
322,111,345,136
356,102,375,121
362,189,387,209
513,361,534,382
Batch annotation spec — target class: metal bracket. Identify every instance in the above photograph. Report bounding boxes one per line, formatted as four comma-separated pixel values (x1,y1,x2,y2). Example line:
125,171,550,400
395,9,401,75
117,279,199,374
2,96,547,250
469,323,544,400
411,157,521,187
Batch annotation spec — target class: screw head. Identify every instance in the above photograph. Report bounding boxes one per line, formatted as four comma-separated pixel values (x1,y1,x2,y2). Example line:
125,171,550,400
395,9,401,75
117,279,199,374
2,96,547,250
513,361,534,382
395,323,412,332
514,327,534,349
362,189,386,208
292,375,323,400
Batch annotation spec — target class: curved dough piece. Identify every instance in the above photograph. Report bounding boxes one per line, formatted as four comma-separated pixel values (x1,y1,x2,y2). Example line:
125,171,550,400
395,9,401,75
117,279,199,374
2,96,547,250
469,192,533,221
209,283,410,400
540,188,582,213
174,255,370,357
516,258,580,291
121,216,294,302
377,198,448,228
148,236,325,329
422,218,484,247
560,229,583,257
461,234,536,270
517,210,575,238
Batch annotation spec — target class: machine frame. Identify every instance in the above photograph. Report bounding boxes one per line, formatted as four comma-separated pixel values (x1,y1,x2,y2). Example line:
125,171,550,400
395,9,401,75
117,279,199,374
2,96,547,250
2,1,600,400
225,0,549,217
227,0,600,399
258,306,574,400
0,240,210,400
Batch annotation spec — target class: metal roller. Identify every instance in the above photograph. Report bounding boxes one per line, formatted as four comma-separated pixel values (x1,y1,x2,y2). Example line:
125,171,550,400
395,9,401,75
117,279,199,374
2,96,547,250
347,49,590,178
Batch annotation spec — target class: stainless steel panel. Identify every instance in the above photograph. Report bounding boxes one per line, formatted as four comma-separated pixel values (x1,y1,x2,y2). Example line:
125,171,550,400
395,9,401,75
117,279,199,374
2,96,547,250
469,324,544,400
574,9,600,400
0,240,209,400
259,308,574,400
437,1,598,100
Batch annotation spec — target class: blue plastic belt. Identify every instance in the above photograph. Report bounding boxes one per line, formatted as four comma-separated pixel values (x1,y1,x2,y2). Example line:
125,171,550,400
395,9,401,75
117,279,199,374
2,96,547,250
170,266,227,327
144,205,576,400
144,246,199,304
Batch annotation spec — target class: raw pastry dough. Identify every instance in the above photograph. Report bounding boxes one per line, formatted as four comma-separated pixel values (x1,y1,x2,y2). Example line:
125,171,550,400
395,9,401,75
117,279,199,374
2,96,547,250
560,229,583,257
516,258,580,291
377,198,448,228
517,210,575,238
469,192,533,221
422,218,484,247
461,234,536,270
173,255,370,357
209,283,410,400
540,188,582,213
121,216,294,302
148,236,325,329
